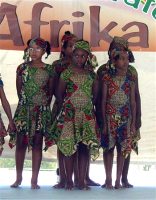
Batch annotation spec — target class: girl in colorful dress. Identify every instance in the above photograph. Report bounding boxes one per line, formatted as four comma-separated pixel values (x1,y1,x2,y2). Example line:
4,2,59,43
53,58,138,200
45,40,100,190
0,76,15,156
101,42,137,189
98,36,141,189
51,31,78,189
10,38,54,189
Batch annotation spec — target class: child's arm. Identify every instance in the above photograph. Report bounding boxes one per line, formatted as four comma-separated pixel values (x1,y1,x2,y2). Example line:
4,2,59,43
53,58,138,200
0,87,15,132
101,81,108,135
92,77,99,105
55,78,67,115
16,69,22,99
135,78,141,130
130,83,136,134
48,76,55,104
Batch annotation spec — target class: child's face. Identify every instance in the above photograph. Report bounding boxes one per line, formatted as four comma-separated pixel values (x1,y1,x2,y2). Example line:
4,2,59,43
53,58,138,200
28,43,45,61
63,40,75,57
113,51,129,70
72,49,89,68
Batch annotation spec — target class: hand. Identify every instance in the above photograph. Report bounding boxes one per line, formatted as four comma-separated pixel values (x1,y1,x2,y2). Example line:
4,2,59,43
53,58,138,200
0,147,3,156
135,117,141,130
7,121,16,133
102,125,108,136
130,123,136,135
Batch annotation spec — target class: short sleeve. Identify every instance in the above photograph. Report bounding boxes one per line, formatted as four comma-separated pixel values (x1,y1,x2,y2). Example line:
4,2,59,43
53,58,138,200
128,65,138,84
97,64,108,80
16,64,26,76
60,68,72,82
102,73,111,85
0,77,4,87
45,64,55,78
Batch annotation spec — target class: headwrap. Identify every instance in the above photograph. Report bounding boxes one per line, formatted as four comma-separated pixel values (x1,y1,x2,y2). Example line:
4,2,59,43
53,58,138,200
109,36,134,63
111,36,129,49
73,40,98,69
61,32,77,48
29,38,47,49
23,37,47,62
73,40,91,54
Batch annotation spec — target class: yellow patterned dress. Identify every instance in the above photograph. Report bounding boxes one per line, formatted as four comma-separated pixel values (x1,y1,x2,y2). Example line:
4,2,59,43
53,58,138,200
45,67,100,160
9,63,54,151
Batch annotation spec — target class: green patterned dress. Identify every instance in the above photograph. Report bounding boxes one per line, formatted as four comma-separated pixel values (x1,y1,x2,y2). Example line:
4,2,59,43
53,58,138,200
45,67,100,160
9,63,54,151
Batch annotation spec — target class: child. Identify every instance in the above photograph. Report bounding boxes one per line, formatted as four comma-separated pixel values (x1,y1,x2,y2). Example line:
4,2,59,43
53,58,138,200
45,40,100,190
52,32,99,188
98,36,141,188
0,76,15,156
101,44,137,189
10,38,55,189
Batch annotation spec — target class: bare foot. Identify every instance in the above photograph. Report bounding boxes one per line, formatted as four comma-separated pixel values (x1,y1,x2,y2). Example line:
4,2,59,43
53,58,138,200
53,182,65,189
122,180,133,188
10,180,22,188
104,179,114,189
31,183,40,189
86,178,100,186
78,182,91,190
65,181,74,190
114,181,122,189
101,183,106,188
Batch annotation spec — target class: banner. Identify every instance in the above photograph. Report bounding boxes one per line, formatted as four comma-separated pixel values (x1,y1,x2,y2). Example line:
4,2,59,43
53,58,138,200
0,0,156,51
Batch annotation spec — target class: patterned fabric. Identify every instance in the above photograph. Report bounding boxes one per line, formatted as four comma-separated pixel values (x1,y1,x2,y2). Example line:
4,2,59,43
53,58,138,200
111,36,129,49
98,64,140,154
73,40,98,69
0,114,7,152
61,32,77,47
73,40,91,54
29,38,47,49
0,78,7,152
51,58,71,122
101,69,137,157
9,63,54,151
45,67,100,160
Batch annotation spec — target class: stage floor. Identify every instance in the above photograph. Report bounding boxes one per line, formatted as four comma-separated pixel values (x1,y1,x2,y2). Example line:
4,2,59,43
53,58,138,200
0,164,156,200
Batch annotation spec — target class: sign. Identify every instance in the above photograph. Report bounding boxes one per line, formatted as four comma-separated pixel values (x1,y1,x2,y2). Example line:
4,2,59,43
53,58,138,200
0,0,156,51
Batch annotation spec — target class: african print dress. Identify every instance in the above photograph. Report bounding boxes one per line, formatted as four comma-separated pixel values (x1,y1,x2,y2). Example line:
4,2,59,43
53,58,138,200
9,63,54,151
101,68,137,157
0,78,7,152
51,59,70,122
45,67,100,160
99,64,141,155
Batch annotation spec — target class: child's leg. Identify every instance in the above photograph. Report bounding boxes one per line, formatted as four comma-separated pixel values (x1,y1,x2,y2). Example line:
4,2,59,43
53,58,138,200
73,152,79,187
78,143,90,190
11,135,27,188
115,146,125,189
53,149,66,188
121,154,133,188
31,133,43,189
64,153,75,190
85,154,100,186
103,148,114,189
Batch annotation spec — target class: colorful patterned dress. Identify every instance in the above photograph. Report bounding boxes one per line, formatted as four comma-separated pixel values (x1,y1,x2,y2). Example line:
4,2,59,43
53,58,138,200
46,67,100,160
99,64,140,155
51,59,70,122
101,68,137,157
0,78,7,152
9,63,54,151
